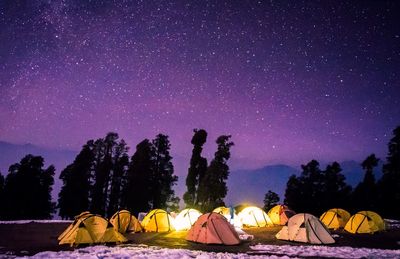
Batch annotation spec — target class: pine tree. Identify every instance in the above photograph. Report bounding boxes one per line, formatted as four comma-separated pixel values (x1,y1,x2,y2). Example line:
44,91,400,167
123,139,154,216
183,129,208,208
197,135,234,212
263,190,280,212
151,134,179,210
2,155,55,219
58,141,94,219
322,162,352,211
107,140,129,217
378,126,400,218
284,160,324,215
0,172,4,219
352,154,379,211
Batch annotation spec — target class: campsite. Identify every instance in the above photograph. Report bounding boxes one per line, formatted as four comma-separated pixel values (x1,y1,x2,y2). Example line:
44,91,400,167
0,207,400,258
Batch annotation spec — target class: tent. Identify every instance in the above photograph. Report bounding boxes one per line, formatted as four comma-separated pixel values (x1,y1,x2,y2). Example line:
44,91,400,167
173,208,202,231
110,210,143,234
141,209,175,232
58,211,92,241
213,206,242,227
238,206,273,227
320,208,351,230
344,211,385,234
186,212,241,245
59,214,127,246
276,213,335,244
267,205,295,226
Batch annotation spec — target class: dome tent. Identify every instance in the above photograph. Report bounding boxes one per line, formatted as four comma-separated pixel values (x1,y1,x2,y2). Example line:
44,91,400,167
344,211,385,234
320,208,351,230
213,206,242,227
110,210,142,234
276,213,335,244
186,212,240,245
58,211,92,241
267,205,295,226
58,214,127,246
141,209,175,232
173,208,202,231
238,206,273,227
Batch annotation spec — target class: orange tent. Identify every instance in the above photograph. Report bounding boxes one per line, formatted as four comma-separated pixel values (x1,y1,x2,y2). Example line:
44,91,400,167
267,205,295,225
186,212,240,245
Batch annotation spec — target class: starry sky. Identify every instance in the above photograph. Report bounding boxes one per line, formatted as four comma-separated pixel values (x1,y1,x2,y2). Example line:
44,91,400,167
0,0,399,171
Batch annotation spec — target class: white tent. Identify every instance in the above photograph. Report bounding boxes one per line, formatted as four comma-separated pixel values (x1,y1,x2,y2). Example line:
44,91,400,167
276,213,335,244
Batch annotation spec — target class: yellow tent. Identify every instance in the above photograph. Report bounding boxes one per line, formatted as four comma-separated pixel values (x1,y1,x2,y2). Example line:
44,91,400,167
110,210,142,234
320,208,351,230
267,205,295,225
238,206,273,227
59,214,127,246
344,211,385,234
173,208,202,231
58,211,92,241
141,209,175,232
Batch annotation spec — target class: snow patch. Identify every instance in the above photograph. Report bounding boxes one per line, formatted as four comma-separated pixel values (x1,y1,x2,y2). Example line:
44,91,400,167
26,245,290,259
250,244,400,259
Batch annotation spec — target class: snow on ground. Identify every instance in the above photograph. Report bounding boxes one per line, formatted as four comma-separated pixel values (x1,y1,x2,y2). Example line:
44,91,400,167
250,244,400,259
0,220,72,224
385,219,400,230
25,245,290,259
5,243,397,259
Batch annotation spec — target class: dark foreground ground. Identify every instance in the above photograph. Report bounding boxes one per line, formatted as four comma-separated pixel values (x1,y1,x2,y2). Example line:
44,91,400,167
0,223,399,257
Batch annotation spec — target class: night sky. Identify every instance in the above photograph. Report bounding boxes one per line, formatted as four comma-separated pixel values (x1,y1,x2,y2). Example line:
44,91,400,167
1,1,399,171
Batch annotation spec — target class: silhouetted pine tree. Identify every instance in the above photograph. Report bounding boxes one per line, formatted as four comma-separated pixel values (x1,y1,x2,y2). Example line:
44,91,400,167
2,155,55,219
58,141,94,219
183,129,208,208
0,172,4,219
321,162,352,211
351,154,379,212
284,160,324,215
263,190,280,212
151,134,179,210
107,140,129,217
122,139,154,216
378,126,400,218
90,132,128,217
197,135,234,212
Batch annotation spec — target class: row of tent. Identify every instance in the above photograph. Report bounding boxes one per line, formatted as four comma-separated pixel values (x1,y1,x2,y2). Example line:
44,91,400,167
58,206,386,246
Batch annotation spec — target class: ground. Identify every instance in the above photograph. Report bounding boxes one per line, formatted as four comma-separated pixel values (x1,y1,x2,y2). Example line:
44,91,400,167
0,222,399,258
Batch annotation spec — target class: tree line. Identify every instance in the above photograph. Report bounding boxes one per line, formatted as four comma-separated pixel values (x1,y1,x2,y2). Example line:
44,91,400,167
263,126,400,219
0,129,234,220
0,126,398,220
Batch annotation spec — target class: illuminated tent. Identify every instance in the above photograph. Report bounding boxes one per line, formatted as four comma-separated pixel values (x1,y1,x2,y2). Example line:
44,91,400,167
238,206,273,227
267,205,295,226
59,214,127,246
141,209,175,232
213,206,242,227
344,211,385,234
276,213,335,244
58,211,92,241
186,212,240,245
110,210,143,234
320,208,351,230
173,208,202,231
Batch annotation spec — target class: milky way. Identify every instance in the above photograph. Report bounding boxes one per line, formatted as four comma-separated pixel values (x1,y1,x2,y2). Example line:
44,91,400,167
0,1,399,170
